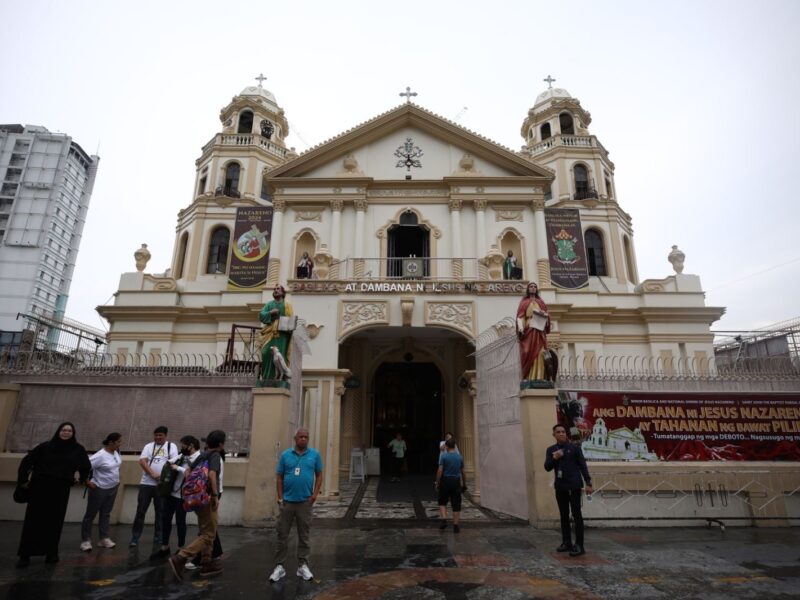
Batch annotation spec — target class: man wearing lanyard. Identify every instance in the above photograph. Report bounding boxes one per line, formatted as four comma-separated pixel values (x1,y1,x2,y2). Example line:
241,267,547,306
544,423,593,557
269,428,323,582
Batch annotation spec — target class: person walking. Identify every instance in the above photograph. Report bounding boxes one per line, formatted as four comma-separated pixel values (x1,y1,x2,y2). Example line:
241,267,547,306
158,435,200,556
16,422,91,567
168,430,226,580
80,432,123,552
130,426,178,550
269,427,323,583
544,423,593,557
436,438,466,533
387,432,407,482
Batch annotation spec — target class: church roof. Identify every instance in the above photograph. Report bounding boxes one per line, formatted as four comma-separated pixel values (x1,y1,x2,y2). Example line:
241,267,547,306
534,87,573,106
268,102,554,180
239,85,279,110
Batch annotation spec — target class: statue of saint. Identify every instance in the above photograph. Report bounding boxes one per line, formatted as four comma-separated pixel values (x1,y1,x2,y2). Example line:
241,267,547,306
516,282,551,381
258,285,293,384
503,250,517,280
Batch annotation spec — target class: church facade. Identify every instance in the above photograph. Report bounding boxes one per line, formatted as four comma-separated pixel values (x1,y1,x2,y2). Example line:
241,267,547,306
98,81,723,497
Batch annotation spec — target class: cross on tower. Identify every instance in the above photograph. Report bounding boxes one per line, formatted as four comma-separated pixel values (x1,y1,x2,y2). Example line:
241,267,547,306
255,73,267,88
543,75,556,89
399,86,418,104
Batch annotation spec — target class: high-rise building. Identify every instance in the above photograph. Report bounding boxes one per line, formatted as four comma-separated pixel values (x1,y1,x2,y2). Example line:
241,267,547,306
0,124,99,349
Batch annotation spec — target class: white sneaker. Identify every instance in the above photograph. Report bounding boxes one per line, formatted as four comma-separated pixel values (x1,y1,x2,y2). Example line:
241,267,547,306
80,541,92,552
296,563,313,580
98,538,116,548
184,560,198,571
269,564,286,582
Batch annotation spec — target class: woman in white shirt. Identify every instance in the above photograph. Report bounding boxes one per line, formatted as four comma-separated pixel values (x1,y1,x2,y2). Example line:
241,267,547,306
80,433,123,551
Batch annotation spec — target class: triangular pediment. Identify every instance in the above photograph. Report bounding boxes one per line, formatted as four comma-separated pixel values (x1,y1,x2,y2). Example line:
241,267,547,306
267,104,554,183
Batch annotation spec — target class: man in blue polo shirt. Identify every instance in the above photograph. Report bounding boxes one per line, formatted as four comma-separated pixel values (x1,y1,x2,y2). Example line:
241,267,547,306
269,428,323,583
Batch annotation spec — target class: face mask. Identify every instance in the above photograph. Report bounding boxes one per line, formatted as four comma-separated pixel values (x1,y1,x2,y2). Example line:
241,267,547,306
181,447,192,456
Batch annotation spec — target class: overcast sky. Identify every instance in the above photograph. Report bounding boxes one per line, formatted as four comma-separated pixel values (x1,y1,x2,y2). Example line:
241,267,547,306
1,0,798,337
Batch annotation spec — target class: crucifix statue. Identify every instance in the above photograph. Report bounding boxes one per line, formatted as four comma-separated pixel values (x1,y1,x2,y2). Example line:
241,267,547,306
543,75,556,89
399,86,418,103
255,73,267,88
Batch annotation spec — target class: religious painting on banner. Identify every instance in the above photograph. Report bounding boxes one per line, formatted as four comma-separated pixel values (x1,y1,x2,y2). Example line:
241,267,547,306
557,391,800,461
544,208,589,289
228,206,274,290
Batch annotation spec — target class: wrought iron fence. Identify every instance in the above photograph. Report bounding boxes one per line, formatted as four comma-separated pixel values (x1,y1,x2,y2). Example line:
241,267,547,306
0,351,261,377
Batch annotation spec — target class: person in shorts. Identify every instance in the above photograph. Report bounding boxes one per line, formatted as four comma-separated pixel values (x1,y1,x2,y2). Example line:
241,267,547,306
435,438,466,533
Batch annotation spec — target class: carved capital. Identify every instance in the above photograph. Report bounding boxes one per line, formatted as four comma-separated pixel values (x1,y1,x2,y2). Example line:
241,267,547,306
353,198,368,212
400,297,415,327
448,198,463,212
531,197,545,211
473,199,487,211
272,199,287,213
330,199,344,212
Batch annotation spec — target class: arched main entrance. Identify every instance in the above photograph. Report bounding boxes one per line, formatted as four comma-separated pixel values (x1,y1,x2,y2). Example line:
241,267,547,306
373,361,442,474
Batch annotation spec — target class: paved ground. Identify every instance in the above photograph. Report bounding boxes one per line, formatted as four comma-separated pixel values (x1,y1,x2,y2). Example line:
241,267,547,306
2,477,799,599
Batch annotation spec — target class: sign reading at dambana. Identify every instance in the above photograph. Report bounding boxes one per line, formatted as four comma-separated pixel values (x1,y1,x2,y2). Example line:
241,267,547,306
557,391,800,461
544,208,589,289
228,206,274,290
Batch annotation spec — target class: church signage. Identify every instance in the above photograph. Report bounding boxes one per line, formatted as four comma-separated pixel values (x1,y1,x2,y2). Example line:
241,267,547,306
227,206,274,290
290,280,527,295
545,208,589,289
559,391,800,461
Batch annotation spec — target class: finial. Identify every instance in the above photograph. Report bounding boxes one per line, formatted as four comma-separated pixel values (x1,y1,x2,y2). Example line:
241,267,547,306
399,86,418,104
255,73,267,88
543,74,556,89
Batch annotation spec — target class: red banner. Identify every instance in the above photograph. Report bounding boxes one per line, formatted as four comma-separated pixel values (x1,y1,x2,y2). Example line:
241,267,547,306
557,391,800,461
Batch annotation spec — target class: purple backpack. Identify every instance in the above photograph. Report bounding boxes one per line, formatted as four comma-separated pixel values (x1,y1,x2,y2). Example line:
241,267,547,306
181,458,210,512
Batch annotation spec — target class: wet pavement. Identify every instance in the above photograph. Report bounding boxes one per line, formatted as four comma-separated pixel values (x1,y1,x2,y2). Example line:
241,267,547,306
2,477,800,599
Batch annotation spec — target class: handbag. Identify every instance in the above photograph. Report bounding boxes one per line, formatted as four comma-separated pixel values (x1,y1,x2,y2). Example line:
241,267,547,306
13,482,30,504
156,463,177,498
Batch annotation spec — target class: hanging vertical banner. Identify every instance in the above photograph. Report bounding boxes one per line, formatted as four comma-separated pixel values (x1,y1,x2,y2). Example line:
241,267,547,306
544,208,589,289
227,206,273,290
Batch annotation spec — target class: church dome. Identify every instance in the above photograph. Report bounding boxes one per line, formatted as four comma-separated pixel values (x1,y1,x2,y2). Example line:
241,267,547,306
240,85,277,104
534,87,573,106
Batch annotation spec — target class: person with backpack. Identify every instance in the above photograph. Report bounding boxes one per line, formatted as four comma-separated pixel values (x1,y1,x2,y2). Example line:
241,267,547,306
156,435,200,556
130,426,178,551
168,430,225,581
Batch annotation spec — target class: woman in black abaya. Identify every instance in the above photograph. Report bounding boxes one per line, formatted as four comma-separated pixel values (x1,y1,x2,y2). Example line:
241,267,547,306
16,421,91,567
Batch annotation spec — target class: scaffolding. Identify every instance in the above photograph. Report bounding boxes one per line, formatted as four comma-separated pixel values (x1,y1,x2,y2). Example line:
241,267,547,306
713,316,800,368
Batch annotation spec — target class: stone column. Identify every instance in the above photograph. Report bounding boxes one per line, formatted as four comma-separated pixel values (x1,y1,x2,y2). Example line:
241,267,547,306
519,388,560,528
474,199,487,255
243,387,292,525
459,370,478,500
449,198,463,279
532,197,551,287
353,198,367,278
267,199,286,285
329,199,343,279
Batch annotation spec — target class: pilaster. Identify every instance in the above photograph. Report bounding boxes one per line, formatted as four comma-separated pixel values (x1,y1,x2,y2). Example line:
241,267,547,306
519,388,560,528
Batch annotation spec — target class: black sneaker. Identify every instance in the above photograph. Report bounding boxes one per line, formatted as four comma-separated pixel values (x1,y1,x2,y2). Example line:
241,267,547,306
569,545,585,557
556,542,572,552
439,519,447,530
453,524,460,533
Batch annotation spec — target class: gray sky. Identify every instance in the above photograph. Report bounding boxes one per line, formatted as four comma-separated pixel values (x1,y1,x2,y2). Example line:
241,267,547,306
1,0,798,335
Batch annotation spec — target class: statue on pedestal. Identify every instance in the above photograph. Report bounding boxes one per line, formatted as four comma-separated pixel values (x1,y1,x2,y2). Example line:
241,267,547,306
257,285,295,387
516,282,555,388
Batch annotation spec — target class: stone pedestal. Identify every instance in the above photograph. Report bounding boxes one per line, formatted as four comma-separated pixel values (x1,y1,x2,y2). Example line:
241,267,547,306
242,387,292,525
519,388,560,528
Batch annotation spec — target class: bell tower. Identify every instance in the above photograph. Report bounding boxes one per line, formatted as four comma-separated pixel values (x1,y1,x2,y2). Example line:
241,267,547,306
171,76,292,283
521,78,639,288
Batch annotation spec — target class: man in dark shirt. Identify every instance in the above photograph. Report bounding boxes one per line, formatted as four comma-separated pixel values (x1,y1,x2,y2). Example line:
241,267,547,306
168,430,225,581
544,423,593,556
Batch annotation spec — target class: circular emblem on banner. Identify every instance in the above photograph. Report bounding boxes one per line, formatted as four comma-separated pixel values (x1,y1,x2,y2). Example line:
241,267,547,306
233,226,270,262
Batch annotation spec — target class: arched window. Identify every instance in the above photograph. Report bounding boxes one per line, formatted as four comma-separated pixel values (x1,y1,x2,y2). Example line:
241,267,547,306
399,210,418,226
540,123,551,140
237,110,253,134
584,229,607,276
294,231,317,279
207,227,230,274
499,230,523,280
559,113,575,135
574,164,589,199
175,232,189,279
224,163,240,197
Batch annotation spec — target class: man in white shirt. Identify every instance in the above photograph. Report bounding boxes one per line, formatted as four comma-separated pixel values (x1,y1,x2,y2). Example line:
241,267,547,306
130,426,178,550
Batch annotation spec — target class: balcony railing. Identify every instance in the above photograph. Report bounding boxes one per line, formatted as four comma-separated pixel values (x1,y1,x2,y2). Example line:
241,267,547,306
573,188,599,200
214,186,241,198
528,134,609,160
201,133,288,160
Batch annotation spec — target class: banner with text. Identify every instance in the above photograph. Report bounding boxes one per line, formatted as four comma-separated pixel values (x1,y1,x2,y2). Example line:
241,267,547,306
544,208,589,289
557,391,800,461
227,206,273,290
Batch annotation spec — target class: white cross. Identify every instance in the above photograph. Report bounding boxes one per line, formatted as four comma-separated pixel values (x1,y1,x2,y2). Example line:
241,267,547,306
543,75,556,89
255,73,267,88
399,86,418,103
